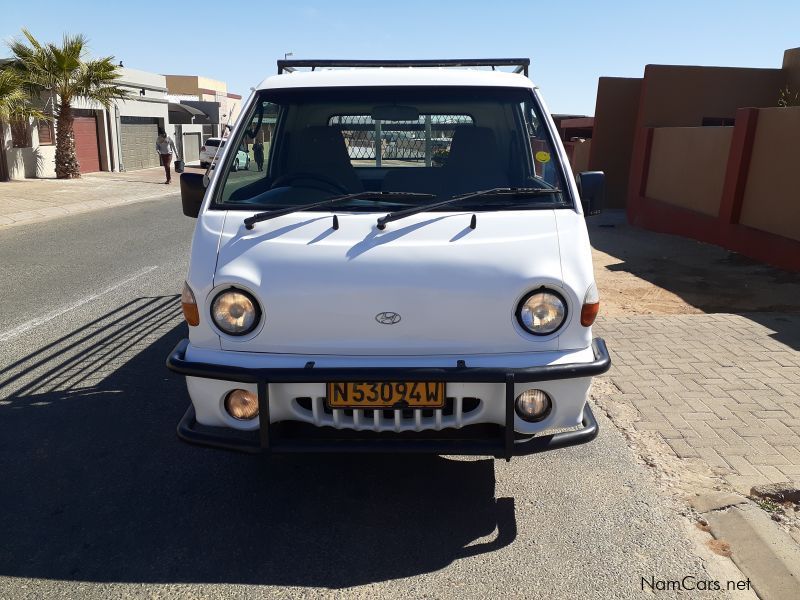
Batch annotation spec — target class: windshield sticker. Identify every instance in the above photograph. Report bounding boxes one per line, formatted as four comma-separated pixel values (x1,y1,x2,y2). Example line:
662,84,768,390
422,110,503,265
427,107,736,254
535,151,551,163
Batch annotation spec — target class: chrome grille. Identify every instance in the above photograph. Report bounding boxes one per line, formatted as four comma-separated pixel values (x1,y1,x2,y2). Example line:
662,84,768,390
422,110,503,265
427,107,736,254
293,397,482,432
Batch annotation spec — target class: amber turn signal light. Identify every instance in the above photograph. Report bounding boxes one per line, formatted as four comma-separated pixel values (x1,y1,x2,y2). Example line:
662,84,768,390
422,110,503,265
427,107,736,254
581,302,600,326
181,282,200,326
581,282,600,327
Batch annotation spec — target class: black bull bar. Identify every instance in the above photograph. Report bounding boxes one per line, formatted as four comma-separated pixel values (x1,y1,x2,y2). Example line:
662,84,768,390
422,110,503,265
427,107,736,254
166,338,611,459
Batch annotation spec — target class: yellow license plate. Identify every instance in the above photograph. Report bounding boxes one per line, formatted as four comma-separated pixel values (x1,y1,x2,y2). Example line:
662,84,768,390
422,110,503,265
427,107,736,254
326,382,444,409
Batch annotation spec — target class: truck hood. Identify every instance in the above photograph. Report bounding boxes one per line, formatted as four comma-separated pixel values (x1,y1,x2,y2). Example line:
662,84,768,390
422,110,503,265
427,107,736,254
213,209,571,355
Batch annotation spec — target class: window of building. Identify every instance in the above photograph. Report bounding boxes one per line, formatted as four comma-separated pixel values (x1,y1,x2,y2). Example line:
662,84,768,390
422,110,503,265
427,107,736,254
10,118,32,148
37,119,54,145
701,117,735,127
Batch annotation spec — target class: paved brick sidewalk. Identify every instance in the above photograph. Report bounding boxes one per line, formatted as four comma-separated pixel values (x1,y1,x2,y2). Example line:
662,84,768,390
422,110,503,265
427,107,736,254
0,167,190,228
594,313,800,494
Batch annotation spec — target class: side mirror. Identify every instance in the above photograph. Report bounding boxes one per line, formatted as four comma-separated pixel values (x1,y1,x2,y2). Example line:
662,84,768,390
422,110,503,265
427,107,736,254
180,172,206,218
576,171,604,217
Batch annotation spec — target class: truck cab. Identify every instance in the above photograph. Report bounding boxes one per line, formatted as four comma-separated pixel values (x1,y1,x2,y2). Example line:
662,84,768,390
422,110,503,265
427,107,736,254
169,58,609,458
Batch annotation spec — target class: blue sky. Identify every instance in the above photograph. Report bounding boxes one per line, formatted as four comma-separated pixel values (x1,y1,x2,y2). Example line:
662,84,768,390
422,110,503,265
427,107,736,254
1,1,797,115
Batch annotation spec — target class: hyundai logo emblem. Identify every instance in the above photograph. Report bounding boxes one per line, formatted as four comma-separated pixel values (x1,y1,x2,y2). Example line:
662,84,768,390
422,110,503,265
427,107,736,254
375,311,401,325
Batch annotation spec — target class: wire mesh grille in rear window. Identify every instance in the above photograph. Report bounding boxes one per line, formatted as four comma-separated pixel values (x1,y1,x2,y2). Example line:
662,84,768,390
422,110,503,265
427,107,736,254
328,114,473,166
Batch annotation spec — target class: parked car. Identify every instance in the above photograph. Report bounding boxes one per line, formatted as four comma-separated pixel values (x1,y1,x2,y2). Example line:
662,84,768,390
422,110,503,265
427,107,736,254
170,58,610,459
199,137,250,171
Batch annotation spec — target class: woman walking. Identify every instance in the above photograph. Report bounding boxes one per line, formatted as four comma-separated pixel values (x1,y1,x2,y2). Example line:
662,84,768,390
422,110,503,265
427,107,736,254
156,129,180,184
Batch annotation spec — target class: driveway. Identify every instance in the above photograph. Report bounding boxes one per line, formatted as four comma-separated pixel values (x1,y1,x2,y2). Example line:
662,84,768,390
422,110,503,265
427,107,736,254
588,211,800,546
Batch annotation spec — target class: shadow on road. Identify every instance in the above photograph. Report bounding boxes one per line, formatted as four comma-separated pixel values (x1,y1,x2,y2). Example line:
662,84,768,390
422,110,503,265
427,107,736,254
0,296,515,587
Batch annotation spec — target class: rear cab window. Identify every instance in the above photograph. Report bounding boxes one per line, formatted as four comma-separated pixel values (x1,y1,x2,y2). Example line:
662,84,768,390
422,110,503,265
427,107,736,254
332,113,473,168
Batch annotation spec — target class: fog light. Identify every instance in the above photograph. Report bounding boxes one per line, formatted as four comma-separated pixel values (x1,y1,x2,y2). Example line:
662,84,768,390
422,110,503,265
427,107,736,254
224,389,259,420
515,389,552,422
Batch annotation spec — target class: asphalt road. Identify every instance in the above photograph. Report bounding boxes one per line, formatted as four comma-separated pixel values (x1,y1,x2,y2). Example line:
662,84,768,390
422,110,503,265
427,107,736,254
0,198,739,599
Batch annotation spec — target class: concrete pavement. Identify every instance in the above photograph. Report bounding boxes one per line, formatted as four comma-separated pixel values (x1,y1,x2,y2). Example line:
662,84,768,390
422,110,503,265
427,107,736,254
594,313,800,493
0,167,195,229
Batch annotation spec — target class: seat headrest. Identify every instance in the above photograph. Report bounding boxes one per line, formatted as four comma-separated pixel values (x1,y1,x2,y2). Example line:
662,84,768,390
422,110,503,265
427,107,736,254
285,126,363,193
446,127,500,169
290,126,352,169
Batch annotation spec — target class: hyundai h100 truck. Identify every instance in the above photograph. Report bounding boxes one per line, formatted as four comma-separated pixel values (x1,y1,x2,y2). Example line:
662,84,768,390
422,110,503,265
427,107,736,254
167,58,610,458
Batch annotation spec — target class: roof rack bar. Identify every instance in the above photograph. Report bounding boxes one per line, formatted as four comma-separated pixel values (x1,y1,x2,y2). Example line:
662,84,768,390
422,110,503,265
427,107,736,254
277,58,530,77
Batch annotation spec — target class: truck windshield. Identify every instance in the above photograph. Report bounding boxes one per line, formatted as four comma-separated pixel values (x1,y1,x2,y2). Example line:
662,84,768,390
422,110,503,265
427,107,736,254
212,86,569,212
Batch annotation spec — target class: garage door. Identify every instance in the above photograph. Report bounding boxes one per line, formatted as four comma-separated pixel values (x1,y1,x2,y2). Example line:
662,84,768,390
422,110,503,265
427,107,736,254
120,121,159,171
73,116,101,174
183,132,201,165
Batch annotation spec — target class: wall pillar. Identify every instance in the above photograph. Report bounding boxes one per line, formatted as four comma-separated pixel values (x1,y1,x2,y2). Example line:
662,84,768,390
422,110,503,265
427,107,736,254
718,108,759,225
626,127,654,224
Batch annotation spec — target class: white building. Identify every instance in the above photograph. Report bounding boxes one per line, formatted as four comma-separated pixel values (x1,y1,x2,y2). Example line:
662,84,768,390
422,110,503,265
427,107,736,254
0,67,237,180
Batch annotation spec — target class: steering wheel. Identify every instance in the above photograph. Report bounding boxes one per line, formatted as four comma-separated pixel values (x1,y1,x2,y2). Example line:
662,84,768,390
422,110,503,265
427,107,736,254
270,172,349,194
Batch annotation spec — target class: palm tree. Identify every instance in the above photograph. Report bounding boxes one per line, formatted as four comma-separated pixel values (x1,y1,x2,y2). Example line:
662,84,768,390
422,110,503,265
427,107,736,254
0,67,50,181
7,29,128,178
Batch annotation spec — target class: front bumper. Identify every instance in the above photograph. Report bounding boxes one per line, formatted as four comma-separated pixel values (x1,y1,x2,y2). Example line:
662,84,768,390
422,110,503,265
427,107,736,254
165,337,611,459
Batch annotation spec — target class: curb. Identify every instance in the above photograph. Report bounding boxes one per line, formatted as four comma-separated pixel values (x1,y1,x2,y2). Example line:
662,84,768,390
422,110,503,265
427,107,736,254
691,492,800,600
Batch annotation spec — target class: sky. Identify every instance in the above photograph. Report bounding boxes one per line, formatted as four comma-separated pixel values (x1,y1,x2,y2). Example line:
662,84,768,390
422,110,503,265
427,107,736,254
1,0,797,115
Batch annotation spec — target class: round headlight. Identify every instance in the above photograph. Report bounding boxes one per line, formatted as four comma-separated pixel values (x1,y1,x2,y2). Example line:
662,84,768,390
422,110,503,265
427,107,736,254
211,288,261,335
516,289,567,335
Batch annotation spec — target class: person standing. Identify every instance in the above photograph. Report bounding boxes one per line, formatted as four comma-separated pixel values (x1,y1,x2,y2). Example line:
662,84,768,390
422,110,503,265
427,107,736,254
253,139,265,172
156,129,180,184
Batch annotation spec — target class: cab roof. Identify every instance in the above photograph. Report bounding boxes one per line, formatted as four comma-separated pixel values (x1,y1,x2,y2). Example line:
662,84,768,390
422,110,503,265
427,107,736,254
256,68,536,91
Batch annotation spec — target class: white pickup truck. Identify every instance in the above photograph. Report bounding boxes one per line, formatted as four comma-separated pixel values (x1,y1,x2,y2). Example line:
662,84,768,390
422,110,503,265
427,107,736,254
169,58,610,459
199,137,250,171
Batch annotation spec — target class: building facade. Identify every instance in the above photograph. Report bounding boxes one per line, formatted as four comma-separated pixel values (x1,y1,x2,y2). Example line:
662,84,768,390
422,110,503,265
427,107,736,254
585,47,800,271
0,68,241,180
164,74,243,164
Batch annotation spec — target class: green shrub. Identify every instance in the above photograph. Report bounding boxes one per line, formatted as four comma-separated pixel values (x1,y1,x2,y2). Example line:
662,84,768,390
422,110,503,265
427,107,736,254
778,85,800,107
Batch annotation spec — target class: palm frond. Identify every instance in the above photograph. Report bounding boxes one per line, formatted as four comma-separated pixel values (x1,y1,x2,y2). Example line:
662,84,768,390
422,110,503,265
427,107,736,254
0,67,50,122
20,28,44,52
74,58,130,108
6,29,126,106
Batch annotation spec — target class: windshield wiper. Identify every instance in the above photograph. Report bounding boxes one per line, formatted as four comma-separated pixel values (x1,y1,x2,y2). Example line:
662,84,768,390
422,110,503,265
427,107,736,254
375,187,561,230
244,191,435,230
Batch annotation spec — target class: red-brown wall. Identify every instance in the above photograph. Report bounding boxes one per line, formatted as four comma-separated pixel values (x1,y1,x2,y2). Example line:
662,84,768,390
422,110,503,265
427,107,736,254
587,77,642,208
645,126,732,217
783,47,800,92
636,65,785,128
739,107,800,242
627,108,800,272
